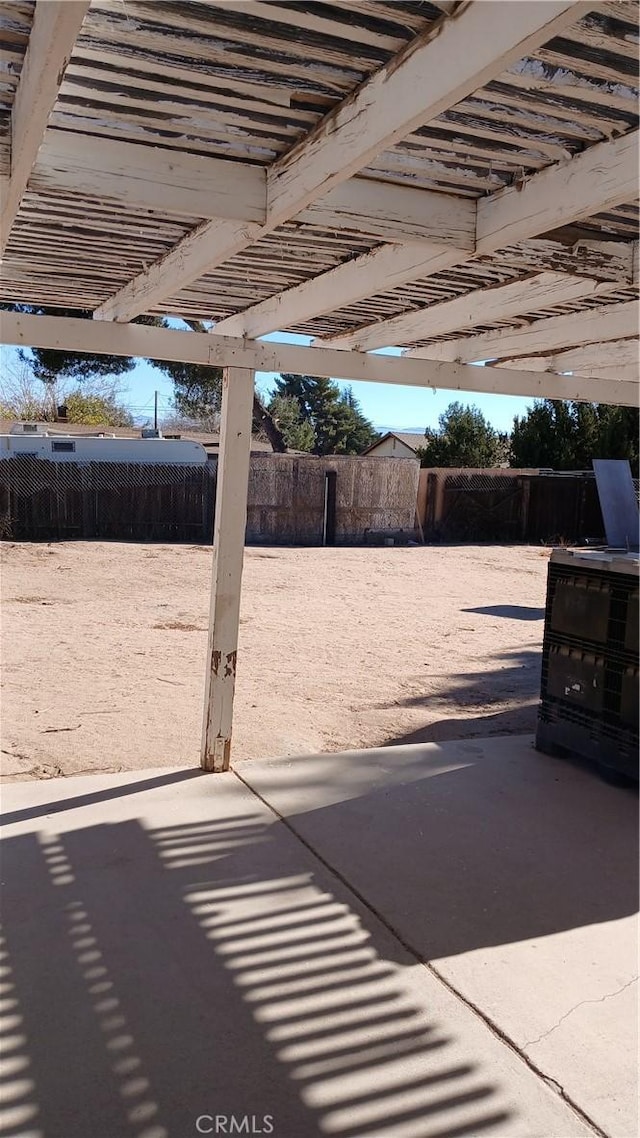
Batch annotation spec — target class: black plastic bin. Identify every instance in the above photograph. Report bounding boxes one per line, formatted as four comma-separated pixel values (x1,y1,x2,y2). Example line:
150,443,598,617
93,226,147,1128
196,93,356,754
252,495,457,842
536,549,639,782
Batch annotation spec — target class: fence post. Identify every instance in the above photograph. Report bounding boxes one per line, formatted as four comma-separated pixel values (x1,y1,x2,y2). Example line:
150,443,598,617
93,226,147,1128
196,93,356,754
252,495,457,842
426,472,437,533
80,464,94,538
202,464,211,543
520,476,531,541
201,367,254,772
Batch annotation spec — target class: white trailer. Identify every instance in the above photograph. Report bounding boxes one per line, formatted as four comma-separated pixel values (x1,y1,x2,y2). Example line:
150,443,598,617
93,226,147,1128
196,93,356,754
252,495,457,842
1,425,207,464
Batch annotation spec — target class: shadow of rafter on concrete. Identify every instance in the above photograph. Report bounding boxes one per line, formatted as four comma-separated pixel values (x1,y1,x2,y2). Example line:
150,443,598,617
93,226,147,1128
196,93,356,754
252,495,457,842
0,748,607,1138
239,735,639,1138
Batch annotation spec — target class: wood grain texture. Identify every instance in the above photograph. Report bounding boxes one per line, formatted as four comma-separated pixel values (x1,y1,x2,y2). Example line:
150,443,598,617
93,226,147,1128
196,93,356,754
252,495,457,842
0,0,637,391
2,312,637,408
0,0,89,252
321,272,628,350
405,299,640,362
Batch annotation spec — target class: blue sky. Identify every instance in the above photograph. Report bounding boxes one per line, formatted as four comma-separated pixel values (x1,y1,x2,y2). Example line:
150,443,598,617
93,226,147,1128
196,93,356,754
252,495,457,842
4,329,534,433
119,331,533,433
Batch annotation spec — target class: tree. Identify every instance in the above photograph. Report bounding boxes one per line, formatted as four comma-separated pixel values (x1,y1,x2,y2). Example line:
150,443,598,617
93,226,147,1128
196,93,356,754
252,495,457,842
338,386,379,454
147,317,288,450
415,402,502,467
63,390,134,427
270,375,377,455
147,317,223,425
2,304,287,451
510,400,639,475
268,393,315,452
0,360,133,426
3,303,145,383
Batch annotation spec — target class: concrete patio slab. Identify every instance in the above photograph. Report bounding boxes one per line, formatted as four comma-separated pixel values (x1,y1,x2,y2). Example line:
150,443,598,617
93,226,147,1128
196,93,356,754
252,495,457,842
0,757,606,1138
238,735,639,1138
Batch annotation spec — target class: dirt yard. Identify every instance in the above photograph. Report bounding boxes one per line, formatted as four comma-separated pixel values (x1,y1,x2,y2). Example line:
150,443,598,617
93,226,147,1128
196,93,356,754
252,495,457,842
1,541,551,781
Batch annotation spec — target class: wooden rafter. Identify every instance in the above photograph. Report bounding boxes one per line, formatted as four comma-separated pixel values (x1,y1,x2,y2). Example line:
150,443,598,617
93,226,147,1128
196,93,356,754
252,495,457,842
319,273,629,352
218,131,639,344
494,338,639,373
35,132,475,248
536,364,638,382
214,239,638,341
264,0,584,225
299,178,476,248
405,301,640,363
32,132,268,224
94,220,263,327
476,130,640,252
0,1,90,255
92,0,585,322
212,243,462,341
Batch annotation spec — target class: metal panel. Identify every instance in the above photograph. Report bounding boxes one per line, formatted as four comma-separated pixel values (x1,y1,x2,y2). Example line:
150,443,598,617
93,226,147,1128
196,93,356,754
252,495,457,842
593,459,639,550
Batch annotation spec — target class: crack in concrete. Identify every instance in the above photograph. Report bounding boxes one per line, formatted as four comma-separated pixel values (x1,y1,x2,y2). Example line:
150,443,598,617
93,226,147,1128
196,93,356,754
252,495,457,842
234,768,609,1137
523,976,639,1050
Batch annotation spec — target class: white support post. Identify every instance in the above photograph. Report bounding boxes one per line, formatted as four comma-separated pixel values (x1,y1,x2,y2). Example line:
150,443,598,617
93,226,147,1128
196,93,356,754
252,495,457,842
201,366,254,772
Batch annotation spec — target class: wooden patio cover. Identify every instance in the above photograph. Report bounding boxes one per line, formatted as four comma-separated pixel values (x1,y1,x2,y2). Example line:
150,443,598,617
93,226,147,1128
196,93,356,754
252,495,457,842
0,0,638,766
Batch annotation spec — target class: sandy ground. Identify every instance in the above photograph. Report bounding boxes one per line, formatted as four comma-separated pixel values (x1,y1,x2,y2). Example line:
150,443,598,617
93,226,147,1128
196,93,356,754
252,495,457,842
1,541,550,781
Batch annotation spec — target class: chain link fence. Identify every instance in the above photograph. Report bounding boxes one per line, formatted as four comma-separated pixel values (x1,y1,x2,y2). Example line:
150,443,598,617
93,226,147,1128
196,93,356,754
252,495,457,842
420,468,639,544
438,470,640,498
0,457,214,493
0,457,216,542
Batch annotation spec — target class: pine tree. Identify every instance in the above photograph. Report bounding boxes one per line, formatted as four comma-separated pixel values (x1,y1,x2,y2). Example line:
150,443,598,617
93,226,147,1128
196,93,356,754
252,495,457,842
271,375,377,455
269,394,315,452
510,400,639,475
415,402,501,467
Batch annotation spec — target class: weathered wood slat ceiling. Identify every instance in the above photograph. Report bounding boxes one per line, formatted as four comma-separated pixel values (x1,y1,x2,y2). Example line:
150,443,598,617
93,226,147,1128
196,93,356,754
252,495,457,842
3,188,200,307
0,1,34,176
0,0,637,376
405,288,639,349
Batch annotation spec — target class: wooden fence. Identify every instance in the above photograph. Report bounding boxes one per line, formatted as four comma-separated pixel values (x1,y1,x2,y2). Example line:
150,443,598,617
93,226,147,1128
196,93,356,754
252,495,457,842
6,456,631,547
418,468,638,544
0,458,215,543
0,454,419,545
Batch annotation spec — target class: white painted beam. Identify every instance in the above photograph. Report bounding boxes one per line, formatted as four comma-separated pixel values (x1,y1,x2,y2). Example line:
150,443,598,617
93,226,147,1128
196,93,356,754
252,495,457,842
0,1,90,254
322,273,625,352
299,178,476,249
212,242,636,341
94,219,262,323
496,239,636,286
201,366,254,773
1,312,636,407
222,150,638,345
314,130,639,351
33,131,477,248
266,1,584,226
540,365,638,382
32,131,267,223
495,338,639,373
212,243,462,340
34,124,634,280
405,301,640,363
476,130,639,252
92,0,583,321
